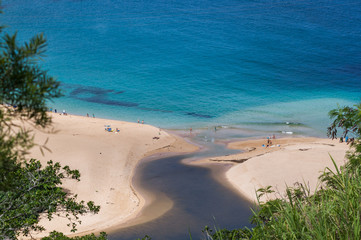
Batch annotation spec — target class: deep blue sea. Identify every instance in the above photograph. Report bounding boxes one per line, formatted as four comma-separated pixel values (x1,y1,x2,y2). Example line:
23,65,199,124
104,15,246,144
2,0,361,136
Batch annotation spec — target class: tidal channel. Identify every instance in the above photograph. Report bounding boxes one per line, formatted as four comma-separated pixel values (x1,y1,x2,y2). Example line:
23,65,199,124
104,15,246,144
109,140,254,240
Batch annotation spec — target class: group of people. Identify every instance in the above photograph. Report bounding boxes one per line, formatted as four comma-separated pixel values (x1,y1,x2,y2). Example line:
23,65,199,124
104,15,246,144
104,125,120,133
137,119,144,124
49,108,98,118
339,136,355,145
265,134,276,147
49,108,67,115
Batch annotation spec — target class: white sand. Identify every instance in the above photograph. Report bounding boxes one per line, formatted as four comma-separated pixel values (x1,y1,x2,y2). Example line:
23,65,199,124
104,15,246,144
21,113,350,237
201,138,349,203
26,113,197,238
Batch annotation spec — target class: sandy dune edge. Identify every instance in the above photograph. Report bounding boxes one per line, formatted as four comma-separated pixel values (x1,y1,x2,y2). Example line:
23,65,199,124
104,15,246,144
199,138,349,203
25,113,197,238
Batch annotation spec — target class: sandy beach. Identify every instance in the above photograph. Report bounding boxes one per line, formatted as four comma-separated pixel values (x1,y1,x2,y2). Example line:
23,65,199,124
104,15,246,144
24,113,351,238
199,137,349,202
26,113,197,238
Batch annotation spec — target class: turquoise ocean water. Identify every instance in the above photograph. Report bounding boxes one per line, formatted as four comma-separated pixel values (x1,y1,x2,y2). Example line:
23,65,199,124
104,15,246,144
1,0,361,136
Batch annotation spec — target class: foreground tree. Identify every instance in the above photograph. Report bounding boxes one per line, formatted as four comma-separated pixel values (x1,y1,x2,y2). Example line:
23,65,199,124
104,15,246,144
0,14,105,240
0,32,62,190
41,231,107,240
0,160,101,239
327,103,361,140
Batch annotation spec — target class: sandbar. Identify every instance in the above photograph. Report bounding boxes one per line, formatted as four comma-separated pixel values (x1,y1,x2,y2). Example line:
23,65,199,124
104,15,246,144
198,137,349,202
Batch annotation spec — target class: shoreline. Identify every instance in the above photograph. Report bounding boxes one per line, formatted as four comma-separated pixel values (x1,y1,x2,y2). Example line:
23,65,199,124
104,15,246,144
28,113,198,238
101,150,196,235
194,137,349,202
26,113,350,237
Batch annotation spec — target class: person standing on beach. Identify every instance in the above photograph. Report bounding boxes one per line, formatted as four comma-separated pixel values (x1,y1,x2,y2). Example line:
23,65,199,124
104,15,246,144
266,137,271,147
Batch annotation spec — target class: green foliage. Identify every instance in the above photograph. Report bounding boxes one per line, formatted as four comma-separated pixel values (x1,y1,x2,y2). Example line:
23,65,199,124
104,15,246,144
202,226,252,240
0,11,102,239
0,29,62,190
0,159,100,239
0,32,62,126
327,103,361,170
327,103,361,140
42,231,107,240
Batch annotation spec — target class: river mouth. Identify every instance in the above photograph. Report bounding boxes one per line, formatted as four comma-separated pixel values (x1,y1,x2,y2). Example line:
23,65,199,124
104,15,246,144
109,133,254,240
